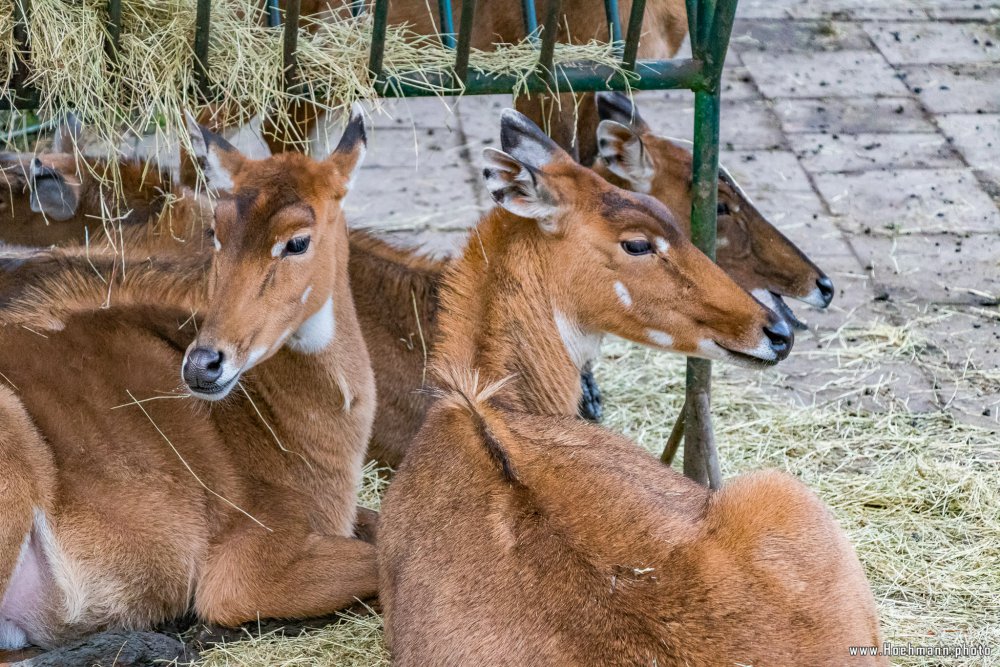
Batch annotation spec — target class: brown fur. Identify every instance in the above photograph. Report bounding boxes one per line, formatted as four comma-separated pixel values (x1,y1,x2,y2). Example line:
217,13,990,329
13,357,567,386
379,376,886,665
0,123,377,649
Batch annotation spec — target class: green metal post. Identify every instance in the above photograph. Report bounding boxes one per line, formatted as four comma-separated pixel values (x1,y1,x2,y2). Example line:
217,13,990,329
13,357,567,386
105,0,123,63
193,0,212,99
437,0,457,49
11,0,37,108
368,0,390,79
453,0,477,84
621,0,646,71
603,0,622,44
282,0,301,92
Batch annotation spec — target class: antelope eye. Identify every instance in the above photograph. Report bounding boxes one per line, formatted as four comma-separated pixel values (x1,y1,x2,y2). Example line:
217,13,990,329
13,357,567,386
717,202,731,216
284,236,311,256
621,239,654,256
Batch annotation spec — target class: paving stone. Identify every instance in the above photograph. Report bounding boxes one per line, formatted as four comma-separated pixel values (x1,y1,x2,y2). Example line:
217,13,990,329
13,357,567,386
629,96,785,149
720,66,765,100
866,21,1000,65
813,168,1000,234
936,113,1000,172
721,149,829,222
773,97,936,134
898,64,1000,114
851,233,1000,304
730,19,871,53
738,0,927,20
922,0,1000,21
741,50,911,99
790,132,961,173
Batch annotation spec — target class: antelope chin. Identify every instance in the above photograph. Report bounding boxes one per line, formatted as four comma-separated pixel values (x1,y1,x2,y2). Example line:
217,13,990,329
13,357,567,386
186,370,241,402
698,339,779,369
770,293,808,331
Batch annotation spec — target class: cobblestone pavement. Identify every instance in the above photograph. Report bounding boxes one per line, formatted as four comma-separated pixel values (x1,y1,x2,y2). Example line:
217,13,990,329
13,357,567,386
346,0,1000,429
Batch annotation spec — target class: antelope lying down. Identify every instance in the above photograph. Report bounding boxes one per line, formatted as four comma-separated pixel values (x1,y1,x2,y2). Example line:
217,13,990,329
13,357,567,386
380,372,885,666
377,110,883,665
0,96,831,467
0,110,377,648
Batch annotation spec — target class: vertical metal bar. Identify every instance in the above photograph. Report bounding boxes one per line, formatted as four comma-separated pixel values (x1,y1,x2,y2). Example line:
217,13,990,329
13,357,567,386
704,0,738,83
697,0,718,47
453,0,476,84
537,0,562,80
621,0,646,71
521,0,538,37
11,0,35,107
105,0,123,63
266,0,281,28
684,0,699,56
282,0,301,92
437,0,457,49
603,0,622,43
683,88,722,490
193,0,212,99
368,0,390,78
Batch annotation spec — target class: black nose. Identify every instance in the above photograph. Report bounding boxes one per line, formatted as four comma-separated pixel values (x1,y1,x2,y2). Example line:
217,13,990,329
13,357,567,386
816,276,835,306
184,347,225,389
763,318,793,359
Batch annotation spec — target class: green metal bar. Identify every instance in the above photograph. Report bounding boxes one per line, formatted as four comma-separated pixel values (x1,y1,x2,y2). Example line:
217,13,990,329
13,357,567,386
684,0,699,56
604,0,622,43
375,58,702,97
537,0,562,81
11,0,37,108
282,0,301,92
193,0,212,99
703,0,738,86
266,0,281,28
105,0,123,63
520,0,539,36
621,0,646,71
453,0,477,83
437,0,457,49
368,0,390,78
696,0,718,48
682,87,723,489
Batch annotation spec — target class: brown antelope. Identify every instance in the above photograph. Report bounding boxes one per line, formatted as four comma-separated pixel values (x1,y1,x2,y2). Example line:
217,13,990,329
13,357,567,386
379,371,886,666
0,108,377,650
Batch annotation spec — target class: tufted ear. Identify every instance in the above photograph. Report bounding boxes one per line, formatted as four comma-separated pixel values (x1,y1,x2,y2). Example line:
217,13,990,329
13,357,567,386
596,120,654,192
482,148,560,229
29,159,80,221
326,103,367,194
595,91,650,133
498,108,571,171
184,110,246,193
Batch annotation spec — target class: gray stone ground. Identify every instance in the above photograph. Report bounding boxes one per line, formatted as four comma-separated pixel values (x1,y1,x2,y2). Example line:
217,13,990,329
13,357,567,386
346,0,1000,430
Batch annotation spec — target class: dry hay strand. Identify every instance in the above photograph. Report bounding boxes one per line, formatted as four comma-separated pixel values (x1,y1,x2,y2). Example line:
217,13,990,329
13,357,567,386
11,1,630,162
194,317,999,666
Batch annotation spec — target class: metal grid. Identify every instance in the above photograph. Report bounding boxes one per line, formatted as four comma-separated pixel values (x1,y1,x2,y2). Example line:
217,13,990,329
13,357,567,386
4,0,739,487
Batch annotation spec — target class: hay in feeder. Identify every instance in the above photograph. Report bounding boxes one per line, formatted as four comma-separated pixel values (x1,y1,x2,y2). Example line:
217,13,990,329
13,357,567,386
194,312,999,667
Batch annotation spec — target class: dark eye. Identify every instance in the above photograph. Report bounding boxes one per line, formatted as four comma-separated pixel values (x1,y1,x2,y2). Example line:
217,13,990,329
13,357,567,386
717,202,731,216
284,236,311,256
621,239,654,256
205,227,215,238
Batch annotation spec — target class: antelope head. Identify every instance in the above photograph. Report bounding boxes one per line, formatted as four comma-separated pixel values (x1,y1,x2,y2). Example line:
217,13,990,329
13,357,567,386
594,92,834,329
180,106,366,400
484,109,792,367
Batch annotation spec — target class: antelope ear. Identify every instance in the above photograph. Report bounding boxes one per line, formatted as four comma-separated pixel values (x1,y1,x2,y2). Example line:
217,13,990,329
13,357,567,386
595,91,650,133
29,159,80,221
52,113,83,153
184,110,245,193
326,103,367,193
498,108,569,170
482,148,558,228
597,120,654,191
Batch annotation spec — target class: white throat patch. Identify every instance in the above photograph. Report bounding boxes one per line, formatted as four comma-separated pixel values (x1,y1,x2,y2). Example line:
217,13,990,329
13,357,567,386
288,297,335,354
554,310,603,370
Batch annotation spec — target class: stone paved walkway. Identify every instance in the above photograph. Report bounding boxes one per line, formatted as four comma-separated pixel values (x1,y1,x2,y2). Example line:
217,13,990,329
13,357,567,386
346,0,1000,429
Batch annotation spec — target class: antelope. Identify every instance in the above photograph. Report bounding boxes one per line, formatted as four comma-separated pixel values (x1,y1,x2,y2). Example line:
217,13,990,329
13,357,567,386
0,92,832,466
373,113,883,664
0,108,377,650
379,371,886,665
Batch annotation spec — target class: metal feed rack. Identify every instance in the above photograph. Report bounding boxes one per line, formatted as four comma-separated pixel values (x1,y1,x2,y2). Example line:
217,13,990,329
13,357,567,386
5,0,738,488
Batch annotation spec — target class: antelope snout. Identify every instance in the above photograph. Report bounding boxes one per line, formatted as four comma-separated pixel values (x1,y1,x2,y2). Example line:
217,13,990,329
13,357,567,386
183,346,227,394
763,317,792,361
815,276,835,306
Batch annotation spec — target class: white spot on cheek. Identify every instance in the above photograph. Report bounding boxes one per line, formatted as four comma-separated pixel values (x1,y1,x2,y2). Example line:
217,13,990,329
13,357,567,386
554,310,603,370
213,236,221,252
288,297,335,354
655,237,669,254
716,236,729,249
614,281,632,308
646,330,674,348
301,285,313,304
271,241,284,258
205,151,235,192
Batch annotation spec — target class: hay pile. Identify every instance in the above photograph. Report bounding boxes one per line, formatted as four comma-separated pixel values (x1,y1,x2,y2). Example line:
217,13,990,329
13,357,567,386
195,315,999,667
2,1,628,154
